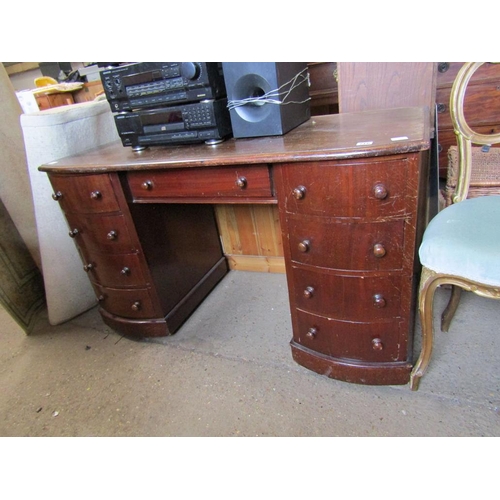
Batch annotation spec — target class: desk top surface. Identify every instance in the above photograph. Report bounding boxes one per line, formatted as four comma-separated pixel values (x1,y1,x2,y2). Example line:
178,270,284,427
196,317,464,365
40,106,431,174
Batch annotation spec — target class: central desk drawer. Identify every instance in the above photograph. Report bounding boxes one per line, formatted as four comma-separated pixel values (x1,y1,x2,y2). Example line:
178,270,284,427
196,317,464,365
128,165,273,200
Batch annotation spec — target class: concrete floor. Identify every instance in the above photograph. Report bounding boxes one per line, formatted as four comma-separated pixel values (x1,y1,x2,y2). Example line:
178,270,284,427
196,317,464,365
1,270,499,437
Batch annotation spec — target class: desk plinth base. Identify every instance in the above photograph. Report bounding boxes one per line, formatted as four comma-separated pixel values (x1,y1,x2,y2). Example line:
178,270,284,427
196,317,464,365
290,341,412,386
100,310,169,338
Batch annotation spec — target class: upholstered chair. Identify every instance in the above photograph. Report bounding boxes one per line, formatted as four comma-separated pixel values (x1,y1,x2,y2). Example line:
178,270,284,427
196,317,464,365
410,62,500,390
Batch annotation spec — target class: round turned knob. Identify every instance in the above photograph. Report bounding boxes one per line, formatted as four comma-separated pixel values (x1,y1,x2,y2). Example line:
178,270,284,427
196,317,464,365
373,294,387,308
373,243,386,258
121,267,130,275
236,176,247,189
437,103,447,114
107,230,118,240
298,239,310,253
373,183,388,200
181,62,201,80
303,286,315,299
68,228,79,238
90,191,101,200
372,338,384,351
292,185,306,200
97,295,105,303
131,301,141,311
52,191,62,201
306,327,317,339
438,62,449,73
83,263,94,272
141,180,153,190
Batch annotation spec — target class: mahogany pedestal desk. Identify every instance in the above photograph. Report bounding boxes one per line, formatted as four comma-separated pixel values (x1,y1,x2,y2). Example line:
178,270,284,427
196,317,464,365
40,107,431,386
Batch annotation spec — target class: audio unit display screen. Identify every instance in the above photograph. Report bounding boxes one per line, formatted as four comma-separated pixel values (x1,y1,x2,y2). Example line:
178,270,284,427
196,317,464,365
141,110,183,126
122,70,164,87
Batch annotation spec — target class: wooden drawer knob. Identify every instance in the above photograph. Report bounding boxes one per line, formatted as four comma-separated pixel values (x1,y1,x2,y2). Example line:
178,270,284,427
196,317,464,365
131,301,141,311
373,243,386,258
68,228,79,238
373,183,388,200
436,103,447,113
373,294,386,308
236,176,247,188
306,327,317,339
303,286,315,299
97,295,105,303
372,338,384,351
141,180,153,190
293,185,306,200
52,191,62,201
107,230,118,240
298,239,310,253
438,62,449,73
90,191,101,200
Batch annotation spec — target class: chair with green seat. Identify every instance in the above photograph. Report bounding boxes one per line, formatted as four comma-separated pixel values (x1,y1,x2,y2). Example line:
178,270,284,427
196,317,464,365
409,62,500,390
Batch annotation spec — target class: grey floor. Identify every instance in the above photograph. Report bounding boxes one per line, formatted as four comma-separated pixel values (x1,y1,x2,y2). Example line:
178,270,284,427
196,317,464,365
1,270,499,437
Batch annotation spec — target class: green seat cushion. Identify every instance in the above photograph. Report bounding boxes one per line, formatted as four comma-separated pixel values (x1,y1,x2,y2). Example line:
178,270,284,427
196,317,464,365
419,195,500,286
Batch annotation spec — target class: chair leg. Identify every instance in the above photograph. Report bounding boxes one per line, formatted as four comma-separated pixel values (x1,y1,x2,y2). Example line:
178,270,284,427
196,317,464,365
409,268,441,391
441,285,462,332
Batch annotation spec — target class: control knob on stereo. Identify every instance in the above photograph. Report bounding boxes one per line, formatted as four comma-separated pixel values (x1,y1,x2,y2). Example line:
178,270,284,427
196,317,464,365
181,62,201,80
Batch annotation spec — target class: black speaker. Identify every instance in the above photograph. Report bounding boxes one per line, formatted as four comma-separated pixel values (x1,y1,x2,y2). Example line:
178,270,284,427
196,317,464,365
222,62,310,138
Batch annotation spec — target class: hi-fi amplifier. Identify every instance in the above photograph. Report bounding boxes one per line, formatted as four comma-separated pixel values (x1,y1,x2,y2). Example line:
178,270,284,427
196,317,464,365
114,98,232,150
101,62,226,112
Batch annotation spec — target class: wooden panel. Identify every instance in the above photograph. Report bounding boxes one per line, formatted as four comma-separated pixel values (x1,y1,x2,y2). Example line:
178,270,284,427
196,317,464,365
436,82,500,129
226,255,285,273
338,62,436,125
436,61,500,88
215,204,283,256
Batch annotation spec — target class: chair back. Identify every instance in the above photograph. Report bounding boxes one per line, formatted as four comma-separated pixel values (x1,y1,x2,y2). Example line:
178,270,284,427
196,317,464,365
449,62,500,203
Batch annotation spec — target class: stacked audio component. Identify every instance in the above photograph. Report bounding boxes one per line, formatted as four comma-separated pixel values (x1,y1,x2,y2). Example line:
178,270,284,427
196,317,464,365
222,62,311,138
100,62,232,150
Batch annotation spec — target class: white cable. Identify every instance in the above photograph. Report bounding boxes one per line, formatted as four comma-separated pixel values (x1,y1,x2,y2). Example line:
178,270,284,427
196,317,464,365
227,68,311,110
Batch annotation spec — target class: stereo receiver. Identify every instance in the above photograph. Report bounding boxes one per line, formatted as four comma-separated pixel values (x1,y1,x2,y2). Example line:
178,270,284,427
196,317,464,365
114,98,232,150
101,62,226,112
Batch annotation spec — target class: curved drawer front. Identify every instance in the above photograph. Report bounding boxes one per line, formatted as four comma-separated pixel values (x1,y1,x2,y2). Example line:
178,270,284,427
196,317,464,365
128,165,272,200
291,266,407,320
83,252,148,287
288,217,405,271
49,173,120,214
295,309,404,362
65,213,138,254
281,157,409,217
93,284,159,319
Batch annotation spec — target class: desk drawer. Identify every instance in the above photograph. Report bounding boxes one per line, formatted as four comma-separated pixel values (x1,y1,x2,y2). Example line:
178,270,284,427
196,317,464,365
93,284,159,319
127,165,273,200
291,266,406,320
49,173,121,214
64,213,138,254
83,252,148,287
295,309,404,362
280,157,409,217
288,216,405,271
